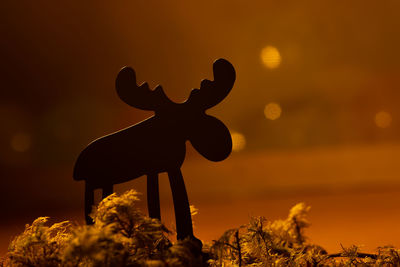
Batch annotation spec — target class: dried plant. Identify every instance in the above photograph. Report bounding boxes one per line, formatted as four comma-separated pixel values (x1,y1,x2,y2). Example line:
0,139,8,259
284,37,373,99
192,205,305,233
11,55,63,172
2,192,400,266
4,217,72,266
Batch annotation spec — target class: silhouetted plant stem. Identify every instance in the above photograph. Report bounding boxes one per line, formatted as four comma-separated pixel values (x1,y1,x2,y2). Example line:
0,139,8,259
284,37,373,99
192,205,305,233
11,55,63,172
256,219,271,257
293,217,303,244
235,230,242,267
328,253,378,259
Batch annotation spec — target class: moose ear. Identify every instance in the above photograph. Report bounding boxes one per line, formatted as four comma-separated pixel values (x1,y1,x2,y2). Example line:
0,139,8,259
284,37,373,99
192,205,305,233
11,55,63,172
116,67,170,111
187,58,236,110
188,115,232,162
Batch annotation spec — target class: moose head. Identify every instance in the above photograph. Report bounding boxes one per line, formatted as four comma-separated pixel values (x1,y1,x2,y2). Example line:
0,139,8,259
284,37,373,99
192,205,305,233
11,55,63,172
74,58,236,243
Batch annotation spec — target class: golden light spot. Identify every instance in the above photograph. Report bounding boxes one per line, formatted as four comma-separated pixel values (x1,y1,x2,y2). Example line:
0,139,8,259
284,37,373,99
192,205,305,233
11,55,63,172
261,45,281,69
374,111,392,128
10,132,31,152
231,131,246,152
264,102,282,120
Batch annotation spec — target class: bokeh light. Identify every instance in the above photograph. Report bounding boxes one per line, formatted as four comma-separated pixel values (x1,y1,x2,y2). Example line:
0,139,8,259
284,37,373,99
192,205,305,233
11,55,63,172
374,111,392,128
264,102,282,120
10,132,32,152
260,46,281,69
231,131,246,152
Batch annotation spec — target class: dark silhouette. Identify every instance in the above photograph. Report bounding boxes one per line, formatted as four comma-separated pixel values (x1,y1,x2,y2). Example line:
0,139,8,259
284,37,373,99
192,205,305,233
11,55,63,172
73,58,235,242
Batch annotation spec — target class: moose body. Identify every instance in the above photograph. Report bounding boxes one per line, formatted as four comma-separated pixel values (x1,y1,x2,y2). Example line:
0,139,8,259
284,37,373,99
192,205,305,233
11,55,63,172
74,116,187,186
74,58,235,242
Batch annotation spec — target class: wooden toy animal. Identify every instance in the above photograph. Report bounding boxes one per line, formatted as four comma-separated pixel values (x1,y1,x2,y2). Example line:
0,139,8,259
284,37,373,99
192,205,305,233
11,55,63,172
73,58,235,241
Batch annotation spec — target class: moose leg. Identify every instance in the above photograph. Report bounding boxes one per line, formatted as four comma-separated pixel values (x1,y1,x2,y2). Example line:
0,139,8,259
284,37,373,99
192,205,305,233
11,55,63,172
102,184,113,199
167,169,195,241
147,173,161,220
85,182,94,225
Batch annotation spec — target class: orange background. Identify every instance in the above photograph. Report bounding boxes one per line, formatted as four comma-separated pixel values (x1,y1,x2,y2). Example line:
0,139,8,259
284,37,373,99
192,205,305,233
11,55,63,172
1,1,400,254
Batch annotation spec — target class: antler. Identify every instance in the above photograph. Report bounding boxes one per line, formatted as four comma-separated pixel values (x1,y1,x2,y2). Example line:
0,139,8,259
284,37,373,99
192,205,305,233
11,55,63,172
116,67,170,111
187,58,236,110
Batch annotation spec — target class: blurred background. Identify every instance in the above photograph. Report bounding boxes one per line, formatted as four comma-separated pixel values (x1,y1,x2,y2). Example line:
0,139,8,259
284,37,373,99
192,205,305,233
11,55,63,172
2,0,400,254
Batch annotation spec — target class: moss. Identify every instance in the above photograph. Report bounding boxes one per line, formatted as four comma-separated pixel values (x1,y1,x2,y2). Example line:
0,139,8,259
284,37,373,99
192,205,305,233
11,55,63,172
1,191,399,266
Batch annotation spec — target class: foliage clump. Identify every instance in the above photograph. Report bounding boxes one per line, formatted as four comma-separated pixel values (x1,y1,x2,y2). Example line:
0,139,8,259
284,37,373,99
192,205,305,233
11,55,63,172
208,203,328,266
2,190,202,267
2,191,400,266
4,217,72,266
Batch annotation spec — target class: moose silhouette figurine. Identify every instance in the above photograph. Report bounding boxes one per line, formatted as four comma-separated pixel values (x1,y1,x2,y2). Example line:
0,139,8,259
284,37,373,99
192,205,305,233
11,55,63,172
73,58,235,242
